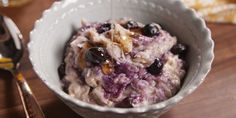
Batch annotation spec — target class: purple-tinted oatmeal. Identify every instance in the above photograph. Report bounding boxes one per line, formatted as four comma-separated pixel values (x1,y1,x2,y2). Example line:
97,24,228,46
59,18,187,107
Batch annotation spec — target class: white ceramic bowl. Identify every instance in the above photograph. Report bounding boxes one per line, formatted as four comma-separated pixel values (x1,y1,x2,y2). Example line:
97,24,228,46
29,0,214,118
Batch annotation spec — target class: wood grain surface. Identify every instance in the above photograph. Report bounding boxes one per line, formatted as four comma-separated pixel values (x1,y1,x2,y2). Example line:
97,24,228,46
0,0,236,118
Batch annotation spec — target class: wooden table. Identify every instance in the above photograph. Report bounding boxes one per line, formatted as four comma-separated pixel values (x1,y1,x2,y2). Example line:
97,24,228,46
0,0,236,118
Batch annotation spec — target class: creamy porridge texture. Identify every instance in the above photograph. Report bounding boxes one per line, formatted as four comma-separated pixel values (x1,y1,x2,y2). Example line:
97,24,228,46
58,18,187,108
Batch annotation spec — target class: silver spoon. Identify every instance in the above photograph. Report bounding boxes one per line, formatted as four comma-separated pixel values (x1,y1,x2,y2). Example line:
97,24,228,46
0,15,45,118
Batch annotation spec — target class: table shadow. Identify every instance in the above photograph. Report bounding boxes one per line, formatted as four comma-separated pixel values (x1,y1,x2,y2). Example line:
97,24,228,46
42,99,83,118
42,99,176,118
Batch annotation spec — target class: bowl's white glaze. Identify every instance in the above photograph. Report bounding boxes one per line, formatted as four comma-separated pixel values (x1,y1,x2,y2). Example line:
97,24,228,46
29,0,214,118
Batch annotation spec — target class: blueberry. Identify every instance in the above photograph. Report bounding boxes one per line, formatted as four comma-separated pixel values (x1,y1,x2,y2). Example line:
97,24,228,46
146,59,163,75
142,23,160,37
85,47,110,64
58,62,66,79
123,21,139,29
171,43,187,58
97,23,112,34
115,98,132,108
61,78,70,93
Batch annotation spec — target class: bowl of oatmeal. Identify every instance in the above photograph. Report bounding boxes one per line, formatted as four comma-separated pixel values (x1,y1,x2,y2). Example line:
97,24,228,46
29,0,214,118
